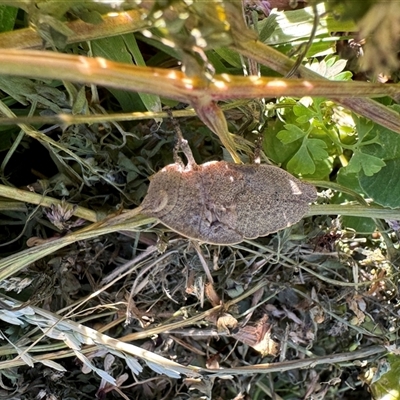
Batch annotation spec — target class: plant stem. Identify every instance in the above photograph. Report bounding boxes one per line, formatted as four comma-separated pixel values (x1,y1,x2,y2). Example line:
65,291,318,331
0,102,246,126
0,184,98,222
207,345,386,375
0,50,397,102
308,204,400,220
0,10,149,49
234,40,400,133
0,214,155,282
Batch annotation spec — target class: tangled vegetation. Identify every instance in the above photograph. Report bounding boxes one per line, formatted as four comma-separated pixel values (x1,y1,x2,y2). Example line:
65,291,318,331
0,1,400,399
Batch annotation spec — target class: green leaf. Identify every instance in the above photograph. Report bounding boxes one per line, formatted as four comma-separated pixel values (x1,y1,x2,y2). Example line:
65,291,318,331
306,138,329,160
206,50,229,74
91,36,145,112
264,3,343,46
341,216,377,234
293,103,317,123
325,57,348,77
0,5,17,33
346,151,386,176
137,35,180,61
287,143,316,175
263,122,300,164
335,169,376,233
76,10,104,24
358,112,400,161
359,159,400,208
306,158,332,179
0,76,66,112
122,34,162,114
71,86,88,115
336,169,364,193
351,107,400,204
305,56,352,80
36,14,74,48
213,47,242,68
277,124,306,144
333,71,353,81
0,128,17,152
258,14,278,43
353,115,374,142
118,152,140,184
278,134,328,175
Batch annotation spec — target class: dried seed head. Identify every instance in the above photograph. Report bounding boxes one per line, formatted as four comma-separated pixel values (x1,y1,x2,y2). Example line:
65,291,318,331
141,161,317,245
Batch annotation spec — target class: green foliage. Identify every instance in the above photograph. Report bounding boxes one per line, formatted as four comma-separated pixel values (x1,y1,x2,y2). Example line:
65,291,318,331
339,107,400,209
346,151,385,177
360,159,400,209
261,52,400,229
344,116,385,177
277,124,329,175
263,56,352,178
368,354,400,400
320,0,375,21
260,2,355,46
306,57,353,80
270,93,400,224
91,34,160,112
0,5,17,33
334,170,377,233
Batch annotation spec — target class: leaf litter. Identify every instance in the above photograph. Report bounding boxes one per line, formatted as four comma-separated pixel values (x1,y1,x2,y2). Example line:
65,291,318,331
0,115,396,399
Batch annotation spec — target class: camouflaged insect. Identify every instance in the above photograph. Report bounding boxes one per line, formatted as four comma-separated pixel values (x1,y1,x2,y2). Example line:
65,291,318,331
141,160,317,245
